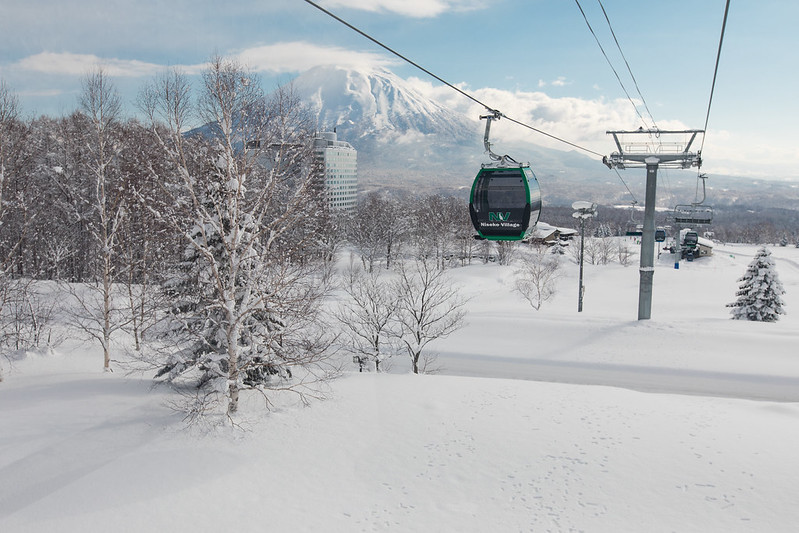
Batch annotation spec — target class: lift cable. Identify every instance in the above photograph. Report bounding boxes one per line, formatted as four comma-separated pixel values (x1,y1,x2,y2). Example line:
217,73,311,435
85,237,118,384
302,0,606,159
660,166,674,205
595,0,658,130
573,0,651,130
699,0,731,156
613,166,638,205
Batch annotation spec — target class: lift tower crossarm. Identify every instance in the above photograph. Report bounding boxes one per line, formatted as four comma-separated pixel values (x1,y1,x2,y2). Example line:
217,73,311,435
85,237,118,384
604,129,704,170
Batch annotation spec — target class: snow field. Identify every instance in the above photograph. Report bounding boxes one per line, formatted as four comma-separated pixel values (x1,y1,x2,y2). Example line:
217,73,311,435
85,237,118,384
1,241,799,531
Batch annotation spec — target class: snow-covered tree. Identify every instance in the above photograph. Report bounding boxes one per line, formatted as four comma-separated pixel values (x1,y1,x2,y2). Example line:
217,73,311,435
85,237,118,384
514,247,561,310
494,240,517,266
348,192,409,272
617,239,635,266
727,246,786,322
141,58,334,418
412,194,462,269
0,81,21,361
550,240,568,256
0,80,40,280
335,262,399,372
393,258,467,374
65,69,129,371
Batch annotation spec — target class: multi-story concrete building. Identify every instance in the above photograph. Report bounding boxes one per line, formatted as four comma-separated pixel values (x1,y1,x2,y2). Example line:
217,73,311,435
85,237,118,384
313,131,357,212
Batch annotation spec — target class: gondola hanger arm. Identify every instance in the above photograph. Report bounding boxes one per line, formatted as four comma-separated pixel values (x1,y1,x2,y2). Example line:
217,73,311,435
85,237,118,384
480,110,517,166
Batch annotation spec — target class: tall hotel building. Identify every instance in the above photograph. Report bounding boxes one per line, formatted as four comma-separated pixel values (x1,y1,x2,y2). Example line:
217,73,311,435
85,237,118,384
313,131,357,212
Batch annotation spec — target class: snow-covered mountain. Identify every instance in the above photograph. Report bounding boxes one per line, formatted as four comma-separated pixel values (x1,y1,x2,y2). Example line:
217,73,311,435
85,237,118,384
291,65,611,199
293,65,479,145
293,65,487,194
290,66,799,208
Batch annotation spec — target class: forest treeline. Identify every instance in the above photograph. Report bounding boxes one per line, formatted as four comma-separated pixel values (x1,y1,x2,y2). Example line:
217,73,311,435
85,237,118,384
0,60,475,418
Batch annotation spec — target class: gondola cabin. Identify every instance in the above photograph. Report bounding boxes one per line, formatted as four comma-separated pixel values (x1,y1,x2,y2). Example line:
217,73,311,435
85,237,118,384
683,230,699,249
469,165,541,240
679,228,713,260
655,228,667,242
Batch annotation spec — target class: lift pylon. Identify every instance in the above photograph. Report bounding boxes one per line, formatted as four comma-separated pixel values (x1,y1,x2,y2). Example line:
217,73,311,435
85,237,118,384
604,129,703,320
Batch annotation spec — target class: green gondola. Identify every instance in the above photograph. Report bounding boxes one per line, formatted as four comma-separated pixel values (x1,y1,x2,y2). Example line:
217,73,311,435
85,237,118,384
468,111,542,240
469,165,541,240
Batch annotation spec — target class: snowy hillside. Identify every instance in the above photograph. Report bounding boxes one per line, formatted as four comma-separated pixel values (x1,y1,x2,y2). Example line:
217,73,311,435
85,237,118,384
2,242,799,532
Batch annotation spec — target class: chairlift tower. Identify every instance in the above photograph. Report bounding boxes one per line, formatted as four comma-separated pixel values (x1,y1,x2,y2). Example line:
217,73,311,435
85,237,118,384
604,129,703,320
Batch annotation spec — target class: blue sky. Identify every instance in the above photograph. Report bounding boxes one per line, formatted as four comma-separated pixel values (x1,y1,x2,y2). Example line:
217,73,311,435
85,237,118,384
1,0,796,180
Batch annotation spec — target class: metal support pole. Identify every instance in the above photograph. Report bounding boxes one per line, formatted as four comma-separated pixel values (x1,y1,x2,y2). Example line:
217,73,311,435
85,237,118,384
572,201,596,313
605,129,701,321
638,158,659,320
578,218,585,312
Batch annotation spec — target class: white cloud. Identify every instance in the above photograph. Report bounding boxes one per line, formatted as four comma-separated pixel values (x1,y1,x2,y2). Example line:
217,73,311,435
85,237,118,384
234,41,397,73
537,77,572,89
406,77,655,153
318,0,485,18
16,52,166,78
12,42,396,80
19,88,66,97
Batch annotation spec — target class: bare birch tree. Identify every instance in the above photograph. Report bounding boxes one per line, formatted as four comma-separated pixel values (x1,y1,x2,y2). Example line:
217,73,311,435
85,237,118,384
60,68,130,371
393,258,467,374
514,247,561,310
335,263,399,372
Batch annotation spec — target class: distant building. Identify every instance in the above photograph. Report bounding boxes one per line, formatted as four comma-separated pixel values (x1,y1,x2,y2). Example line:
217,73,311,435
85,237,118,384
527,222,578,245
313,131,357,212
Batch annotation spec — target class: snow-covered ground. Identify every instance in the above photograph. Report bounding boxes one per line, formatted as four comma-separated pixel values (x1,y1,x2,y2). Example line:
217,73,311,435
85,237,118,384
2,241,798,532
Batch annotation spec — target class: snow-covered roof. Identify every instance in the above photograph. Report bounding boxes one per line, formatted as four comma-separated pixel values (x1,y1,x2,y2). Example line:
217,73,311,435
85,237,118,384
532,222,577,239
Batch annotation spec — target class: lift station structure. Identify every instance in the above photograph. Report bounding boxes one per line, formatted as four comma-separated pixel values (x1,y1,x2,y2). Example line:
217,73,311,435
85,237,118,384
604,129,703,320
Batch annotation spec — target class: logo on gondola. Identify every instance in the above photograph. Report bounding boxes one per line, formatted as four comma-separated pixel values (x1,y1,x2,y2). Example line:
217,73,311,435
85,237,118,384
488,212,511,222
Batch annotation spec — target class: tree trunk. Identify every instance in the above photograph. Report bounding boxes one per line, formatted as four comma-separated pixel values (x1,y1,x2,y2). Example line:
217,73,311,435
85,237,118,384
227,316,240,415
103,246,112,371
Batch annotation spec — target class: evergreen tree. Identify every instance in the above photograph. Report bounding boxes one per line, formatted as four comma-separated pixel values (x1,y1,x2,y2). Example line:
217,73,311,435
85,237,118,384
727,246,786,322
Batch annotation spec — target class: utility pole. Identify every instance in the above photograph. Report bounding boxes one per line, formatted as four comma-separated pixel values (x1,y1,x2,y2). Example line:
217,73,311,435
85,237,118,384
572,201,597,313
604,129,702,320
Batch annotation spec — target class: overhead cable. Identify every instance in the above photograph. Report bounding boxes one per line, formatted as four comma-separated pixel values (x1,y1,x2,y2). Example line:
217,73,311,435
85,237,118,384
302,0,605,159
612,166,638,205
596,0,658,130
573,0,651,130
699,0,731,155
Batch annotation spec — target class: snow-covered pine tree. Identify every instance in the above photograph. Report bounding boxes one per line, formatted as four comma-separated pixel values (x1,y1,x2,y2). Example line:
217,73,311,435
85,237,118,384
727,246,786,322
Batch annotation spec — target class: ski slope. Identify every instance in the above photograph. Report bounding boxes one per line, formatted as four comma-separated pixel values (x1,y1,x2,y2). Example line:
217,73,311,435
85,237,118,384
1,241,798,532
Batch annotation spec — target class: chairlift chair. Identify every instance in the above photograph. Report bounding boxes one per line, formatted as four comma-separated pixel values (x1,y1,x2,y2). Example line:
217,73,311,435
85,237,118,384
624,202,642,236
673,173,713,225
673,204,713,225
